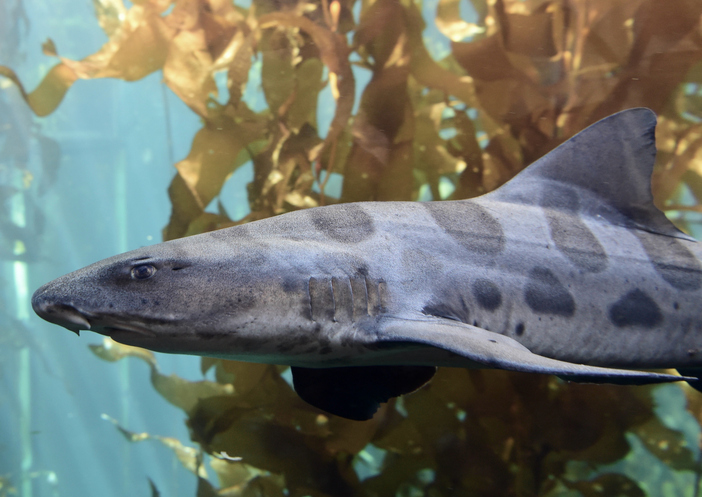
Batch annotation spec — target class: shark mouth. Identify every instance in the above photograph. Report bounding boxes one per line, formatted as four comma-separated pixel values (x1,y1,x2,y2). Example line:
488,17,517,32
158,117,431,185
31,302,92,335
31,300,156,338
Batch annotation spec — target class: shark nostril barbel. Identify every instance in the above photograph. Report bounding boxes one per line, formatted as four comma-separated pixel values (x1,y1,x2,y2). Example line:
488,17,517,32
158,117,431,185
33,298,91,334
54,305,91,331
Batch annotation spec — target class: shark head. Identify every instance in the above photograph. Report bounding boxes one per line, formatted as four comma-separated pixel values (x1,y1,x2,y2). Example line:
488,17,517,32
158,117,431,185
31,228,320,361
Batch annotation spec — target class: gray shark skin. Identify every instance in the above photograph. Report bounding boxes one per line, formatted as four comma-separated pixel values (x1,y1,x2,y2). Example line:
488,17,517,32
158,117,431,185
32,108,702,420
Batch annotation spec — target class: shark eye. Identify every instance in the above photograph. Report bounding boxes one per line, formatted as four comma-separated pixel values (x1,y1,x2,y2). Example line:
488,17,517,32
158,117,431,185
131,264,156,280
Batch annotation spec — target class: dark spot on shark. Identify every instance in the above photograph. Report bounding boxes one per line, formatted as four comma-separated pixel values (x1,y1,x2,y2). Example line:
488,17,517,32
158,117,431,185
515,322,525,336
425,201,505,256
636,231,702,291
608,289,662,328
541,186,608,273
524,266,576,317
546,213,608,273
472,279,502,311
674,302,680,310
309,204,374,243
355,265,369,277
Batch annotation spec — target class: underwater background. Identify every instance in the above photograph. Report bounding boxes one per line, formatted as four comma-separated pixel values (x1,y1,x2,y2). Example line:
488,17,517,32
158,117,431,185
3,0,702,496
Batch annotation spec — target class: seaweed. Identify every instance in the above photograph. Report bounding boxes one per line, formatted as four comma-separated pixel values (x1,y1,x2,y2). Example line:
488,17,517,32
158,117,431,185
90,338,702,496
6,0,702,495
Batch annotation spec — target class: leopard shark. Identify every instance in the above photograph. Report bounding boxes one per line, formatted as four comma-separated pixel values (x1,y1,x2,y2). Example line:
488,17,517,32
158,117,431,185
32,108,702,420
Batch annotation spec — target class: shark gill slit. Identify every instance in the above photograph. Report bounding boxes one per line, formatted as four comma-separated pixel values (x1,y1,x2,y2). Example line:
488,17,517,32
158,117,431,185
330,277,337,322
366,277,380,316
306,277,313,321
347,277,354,323
332,276,354,323
350,276,368,321
331,277,339,323
378,280,388,313
310,276,363,323
308,277,335,323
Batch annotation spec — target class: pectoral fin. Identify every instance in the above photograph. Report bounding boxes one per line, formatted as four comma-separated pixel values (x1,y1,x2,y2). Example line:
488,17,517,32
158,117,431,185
378,316,688,385
291,365,436,421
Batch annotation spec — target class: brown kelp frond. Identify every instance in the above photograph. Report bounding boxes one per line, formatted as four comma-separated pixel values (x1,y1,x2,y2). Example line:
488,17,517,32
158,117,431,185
90,338,233,413
102,413,209,479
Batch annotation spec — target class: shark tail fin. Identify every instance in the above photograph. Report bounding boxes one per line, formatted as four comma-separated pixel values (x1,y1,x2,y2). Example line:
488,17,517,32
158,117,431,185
488,108,693,241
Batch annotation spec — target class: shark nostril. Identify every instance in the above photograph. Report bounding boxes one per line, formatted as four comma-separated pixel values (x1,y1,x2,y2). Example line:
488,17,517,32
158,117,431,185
32,297,92,335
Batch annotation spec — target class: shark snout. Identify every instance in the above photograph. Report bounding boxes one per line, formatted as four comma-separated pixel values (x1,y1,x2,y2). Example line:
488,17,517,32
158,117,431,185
32,287,91,335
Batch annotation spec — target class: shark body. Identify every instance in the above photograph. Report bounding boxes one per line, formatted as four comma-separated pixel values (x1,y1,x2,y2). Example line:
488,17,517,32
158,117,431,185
32,109,702,419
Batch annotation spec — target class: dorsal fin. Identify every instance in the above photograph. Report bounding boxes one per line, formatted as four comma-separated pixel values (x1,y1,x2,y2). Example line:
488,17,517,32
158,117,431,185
488,108,692,240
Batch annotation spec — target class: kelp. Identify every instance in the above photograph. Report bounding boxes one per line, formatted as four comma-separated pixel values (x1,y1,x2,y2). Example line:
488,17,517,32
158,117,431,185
92,339,702,496
6,0,702,495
